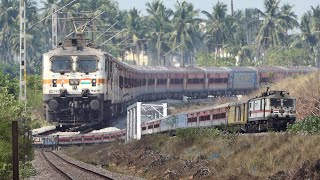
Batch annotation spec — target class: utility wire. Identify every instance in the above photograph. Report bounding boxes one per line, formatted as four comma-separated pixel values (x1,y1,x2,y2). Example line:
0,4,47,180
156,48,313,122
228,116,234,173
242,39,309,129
94,21,118,42
100,28,127,46
28,0,77,30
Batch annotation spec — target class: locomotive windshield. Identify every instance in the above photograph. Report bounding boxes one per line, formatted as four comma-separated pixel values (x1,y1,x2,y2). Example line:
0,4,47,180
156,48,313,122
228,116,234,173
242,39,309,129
77,56,98,73
51,56,72,73
270,98,281,107
283,99,294,107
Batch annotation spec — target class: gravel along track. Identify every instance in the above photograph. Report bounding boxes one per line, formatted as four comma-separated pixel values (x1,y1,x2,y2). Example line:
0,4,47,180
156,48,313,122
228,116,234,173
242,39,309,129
43,151,113,180
26,150,67,180
28,150,144,180
56,151,144,180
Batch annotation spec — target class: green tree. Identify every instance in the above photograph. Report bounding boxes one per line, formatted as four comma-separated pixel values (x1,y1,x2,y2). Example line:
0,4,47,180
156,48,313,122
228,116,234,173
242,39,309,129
309,6,320,67
124,8,146,65
202,2,231,52
279,4,299,47
257,0,285,50
145,0,173,65
0,0,19,64
170,1,200,66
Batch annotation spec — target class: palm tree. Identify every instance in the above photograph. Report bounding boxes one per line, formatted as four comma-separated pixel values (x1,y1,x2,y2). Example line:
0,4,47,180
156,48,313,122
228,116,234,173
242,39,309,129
279,4,299,47
309,6,320,67
202,2,231,53
145,0,173,65
256,0,285,51
244,8,260,45
170,1,200,66
0,0,19,64
124,8,145,65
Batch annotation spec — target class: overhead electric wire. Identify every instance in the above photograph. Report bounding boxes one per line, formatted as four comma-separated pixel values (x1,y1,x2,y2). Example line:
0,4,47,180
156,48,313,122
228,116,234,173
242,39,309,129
28,0,78,30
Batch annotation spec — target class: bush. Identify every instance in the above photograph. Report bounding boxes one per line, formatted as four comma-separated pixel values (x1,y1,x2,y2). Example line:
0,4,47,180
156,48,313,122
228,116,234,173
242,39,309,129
287,116,320,134
0,71,35,178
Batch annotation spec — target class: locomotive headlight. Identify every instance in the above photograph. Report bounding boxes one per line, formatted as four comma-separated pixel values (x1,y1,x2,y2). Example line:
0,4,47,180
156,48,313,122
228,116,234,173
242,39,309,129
92,79,96,86
52,79,57,87
69,79,80,85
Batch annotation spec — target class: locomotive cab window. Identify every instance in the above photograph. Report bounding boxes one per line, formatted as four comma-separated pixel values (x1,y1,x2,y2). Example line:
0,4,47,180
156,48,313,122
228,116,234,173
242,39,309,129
270,98,281,107
50,56,72,73
283,99,294,107
77,56,98,73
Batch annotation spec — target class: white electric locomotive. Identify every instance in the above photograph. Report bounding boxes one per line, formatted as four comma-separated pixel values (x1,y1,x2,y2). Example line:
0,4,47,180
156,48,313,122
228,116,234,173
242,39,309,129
43,34,107,125
246,89,296,131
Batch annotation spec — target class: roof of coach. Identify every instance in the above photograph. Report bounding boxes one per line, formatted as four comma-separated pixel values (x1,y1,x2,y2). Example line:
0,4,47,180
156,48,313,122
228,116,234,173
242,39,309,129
124,65,206,74
228,66,258,72
179,102,231,115
201,67,231,73
255,66,287,72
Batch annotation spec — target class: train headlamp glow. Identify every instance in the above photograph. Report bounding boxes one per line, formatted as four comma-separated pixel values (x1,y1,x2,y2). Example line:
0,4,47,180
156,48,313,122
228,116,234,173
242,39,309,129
52,79,57,87
69,79,80,85
92,79,96,86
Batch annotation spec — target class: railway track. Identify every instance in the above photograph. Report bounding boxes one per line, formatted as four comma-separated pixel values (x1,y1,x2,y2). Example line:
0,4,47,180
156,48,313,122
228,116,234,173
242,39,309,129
42,151,114,180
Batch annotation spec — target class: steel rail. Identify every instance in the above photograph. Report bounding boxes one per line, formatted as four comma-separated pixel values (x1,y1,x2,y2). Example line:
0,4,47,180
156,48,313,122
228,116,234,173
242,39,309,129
41,151,73,180
49,151,114,180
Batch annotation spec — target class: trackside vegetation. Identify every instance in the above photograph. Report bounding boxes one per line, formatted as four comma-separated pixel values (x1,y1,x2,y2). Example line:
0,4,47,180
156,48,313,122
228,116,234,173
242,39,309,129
288,116,320,133
0,70,43,179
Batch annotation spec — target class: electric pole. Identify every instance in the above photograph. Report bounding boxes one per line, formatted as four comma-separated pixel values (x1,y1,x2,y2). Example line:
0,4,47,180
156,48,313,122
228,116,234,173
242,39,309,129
19,0,27,108
52,4,58,49
231,0,234,16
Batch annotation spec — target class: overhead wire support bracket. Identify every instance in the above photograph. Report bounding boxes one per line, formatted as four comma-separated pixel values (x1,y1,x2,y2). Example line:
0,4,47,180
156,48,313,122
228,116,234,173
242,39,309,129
64,11,105,38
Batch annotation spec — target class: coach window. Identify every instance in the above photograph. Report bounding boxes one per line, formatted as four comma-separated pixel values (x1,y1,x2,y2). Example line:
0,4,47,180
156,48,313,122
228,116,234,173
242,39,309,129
215,78,222,83
171,78,183,84
209,78,215,83
187,78,204,84
148,79,155,85
77,56,98,73
158,79,167,85
50,56,72,73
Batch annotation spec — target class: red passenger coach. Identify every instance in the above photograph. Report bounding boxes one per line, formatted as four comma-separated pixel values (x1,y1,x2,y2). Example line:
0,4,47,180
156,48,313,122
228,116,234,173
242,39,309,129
169,72,185,93
198,110,212,127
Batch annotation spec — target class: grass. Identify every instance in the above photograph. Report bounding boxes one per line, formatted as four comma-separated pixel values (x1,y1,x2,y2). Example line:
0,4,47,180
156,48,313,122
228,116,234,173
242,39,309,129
62,132,320,179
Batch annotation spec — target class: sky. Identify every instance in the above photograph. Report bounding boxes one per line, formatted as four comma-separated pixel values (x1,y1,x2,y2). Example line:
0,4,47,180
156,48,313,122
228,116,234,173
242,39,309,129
115,0,320,20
